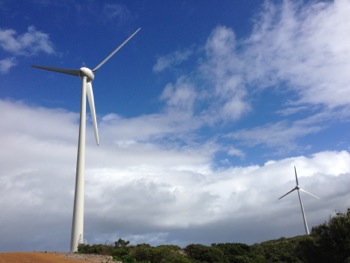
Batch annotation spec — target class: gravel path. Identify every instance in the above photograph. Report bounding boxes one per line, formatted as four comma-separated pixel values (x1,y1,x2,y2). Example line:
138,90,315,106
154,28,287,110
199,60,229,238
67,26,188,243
0,252,119,263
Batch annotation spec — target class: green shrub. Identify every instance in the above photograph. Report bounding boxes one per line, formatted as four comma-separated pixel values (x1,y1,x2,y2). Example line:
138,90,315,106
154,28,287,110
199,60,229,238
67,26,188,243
161,252,193,263
212,243,252,263
77,209,350,263
111,247,129,258
130,244,152,262
118,254,137,263
305,209,350,263
115,238,131,248
184,244,228,263
251,237,305,263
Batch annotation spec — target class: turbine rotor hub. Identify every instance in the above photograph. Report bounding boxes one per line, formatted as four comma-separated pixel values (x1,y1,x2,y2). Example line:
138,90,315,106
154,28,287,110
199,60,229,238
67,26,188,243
79,67,94,81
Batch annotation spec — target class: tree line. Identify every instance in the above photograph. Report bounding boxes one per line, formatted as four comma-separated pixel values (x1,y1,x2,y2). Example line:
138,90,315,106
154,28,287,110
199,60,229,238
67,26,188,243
78,208,350,263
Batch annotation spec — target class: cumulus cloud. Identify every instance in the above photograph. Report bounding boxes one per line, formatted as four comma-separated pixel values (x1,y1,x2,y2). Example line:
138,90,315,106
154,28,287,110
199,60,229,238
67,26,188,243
0,26,55,73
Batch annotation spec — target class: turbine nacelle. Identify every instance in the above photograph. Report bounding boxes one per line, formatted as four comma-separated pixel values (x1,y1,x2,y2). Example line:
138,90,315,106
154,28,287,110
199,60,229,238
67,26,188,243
80,67,94,81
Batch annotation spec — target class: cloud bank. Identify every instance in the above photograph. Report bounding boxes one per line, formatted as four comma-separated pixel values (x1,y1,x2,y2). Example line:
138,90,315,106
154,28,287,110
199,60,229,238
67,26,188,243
1,97,349,251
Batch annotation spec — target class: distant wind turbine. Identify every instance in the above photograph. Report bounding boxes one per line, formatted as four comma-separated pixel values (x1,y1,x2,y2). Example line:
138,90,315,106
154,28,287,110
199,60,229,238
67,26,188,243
278,166,319,235
32,28,141,252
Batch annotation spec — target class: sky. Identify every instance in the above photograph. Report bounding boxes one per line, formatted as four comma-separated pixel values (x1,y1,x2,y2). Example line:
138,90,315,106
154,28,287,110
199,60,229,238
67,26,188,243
1,0,350,252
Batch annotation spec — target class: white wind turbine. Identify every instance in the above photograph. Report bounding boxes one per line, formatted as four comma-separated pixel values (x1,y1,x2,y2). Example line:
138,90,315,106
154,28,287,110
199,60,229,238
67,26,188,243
278,166,319,235
32,28,141,252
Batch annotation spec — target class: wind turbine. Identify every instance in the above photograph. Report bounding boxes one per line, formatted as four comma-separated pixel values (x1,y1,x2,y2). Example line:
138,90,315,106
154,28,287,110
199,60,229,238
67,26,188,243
32,28,141,252
278,166,319,235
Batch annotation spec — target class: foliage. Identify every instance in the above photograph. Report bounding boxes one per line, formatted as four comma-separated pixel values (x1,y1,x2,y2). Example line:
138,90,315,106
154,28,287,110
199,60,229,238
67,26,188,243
212,243,255,263
303,208,350,263
251,236,306,263
128,244,189,263
111,247,129,258
184,244,228,263
77,243,114,255
115,238,131,248
77,210,350,262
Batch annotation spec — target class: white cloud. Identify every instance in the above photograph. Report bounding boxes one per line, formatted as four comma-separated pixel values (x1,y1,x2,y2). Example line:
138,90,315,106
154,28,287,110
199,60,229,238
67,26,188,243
243,0,350,107
100,110,202,146
0,26,54,56
0,26,55,73
205,0,350,120
1,99,350,251
227,106,350,153
153,49,193,72
229,120,321,150
160,76,197,113
151,0,350,154
156,26,251,124
227,147,245,158
103,3,131,23
156,0,350,126
0,57,16,73
0,28,21,53
201,26,250,122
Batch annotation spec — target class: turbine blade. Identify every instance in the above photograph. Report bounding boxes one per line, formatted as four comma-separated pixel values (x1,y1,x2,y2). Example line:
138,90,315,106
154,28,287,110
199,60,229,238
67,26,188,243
294,166,299,186
86,82,99,145
32,65,80,77
278,187,297,200
299,188,320,199
92,27,141,72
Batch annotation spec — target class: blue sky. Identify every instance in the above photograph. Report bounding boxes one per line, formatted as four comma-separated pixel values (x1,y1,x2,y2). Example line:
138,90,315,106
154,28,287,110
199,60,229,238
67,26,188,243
1,0,350,252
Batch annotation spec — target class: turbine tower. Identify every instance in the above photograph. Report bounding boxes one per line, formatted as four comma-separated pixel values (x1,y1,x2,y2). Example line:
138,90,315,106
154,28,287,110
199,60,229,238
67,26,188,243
278,166,319,235
32,28,140,252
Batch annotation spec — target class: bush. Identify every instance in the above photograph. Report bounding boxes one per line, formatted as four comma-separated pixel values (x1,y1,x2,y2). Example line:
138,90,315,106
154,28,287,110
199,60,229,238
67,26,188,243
161,252,193,263
306,208,350,263
115,238,131,248
251,237,305,263
111,247,129,258
185,244,228,263
212,243,252,263
129,244,152,262
78,244,104,254
77,210,350,262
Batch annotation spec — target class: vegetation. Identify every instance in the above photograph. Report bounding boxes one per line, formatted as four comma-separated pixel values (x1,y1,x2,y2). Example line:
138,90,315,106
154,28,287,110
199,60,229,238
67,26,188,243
78,208,350,263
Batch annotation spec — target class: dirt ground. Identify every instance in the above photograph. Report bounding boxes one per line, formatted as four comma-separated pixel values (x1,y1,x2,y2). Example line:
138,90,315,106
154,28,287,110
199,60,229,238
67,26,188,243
0,252,117,263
